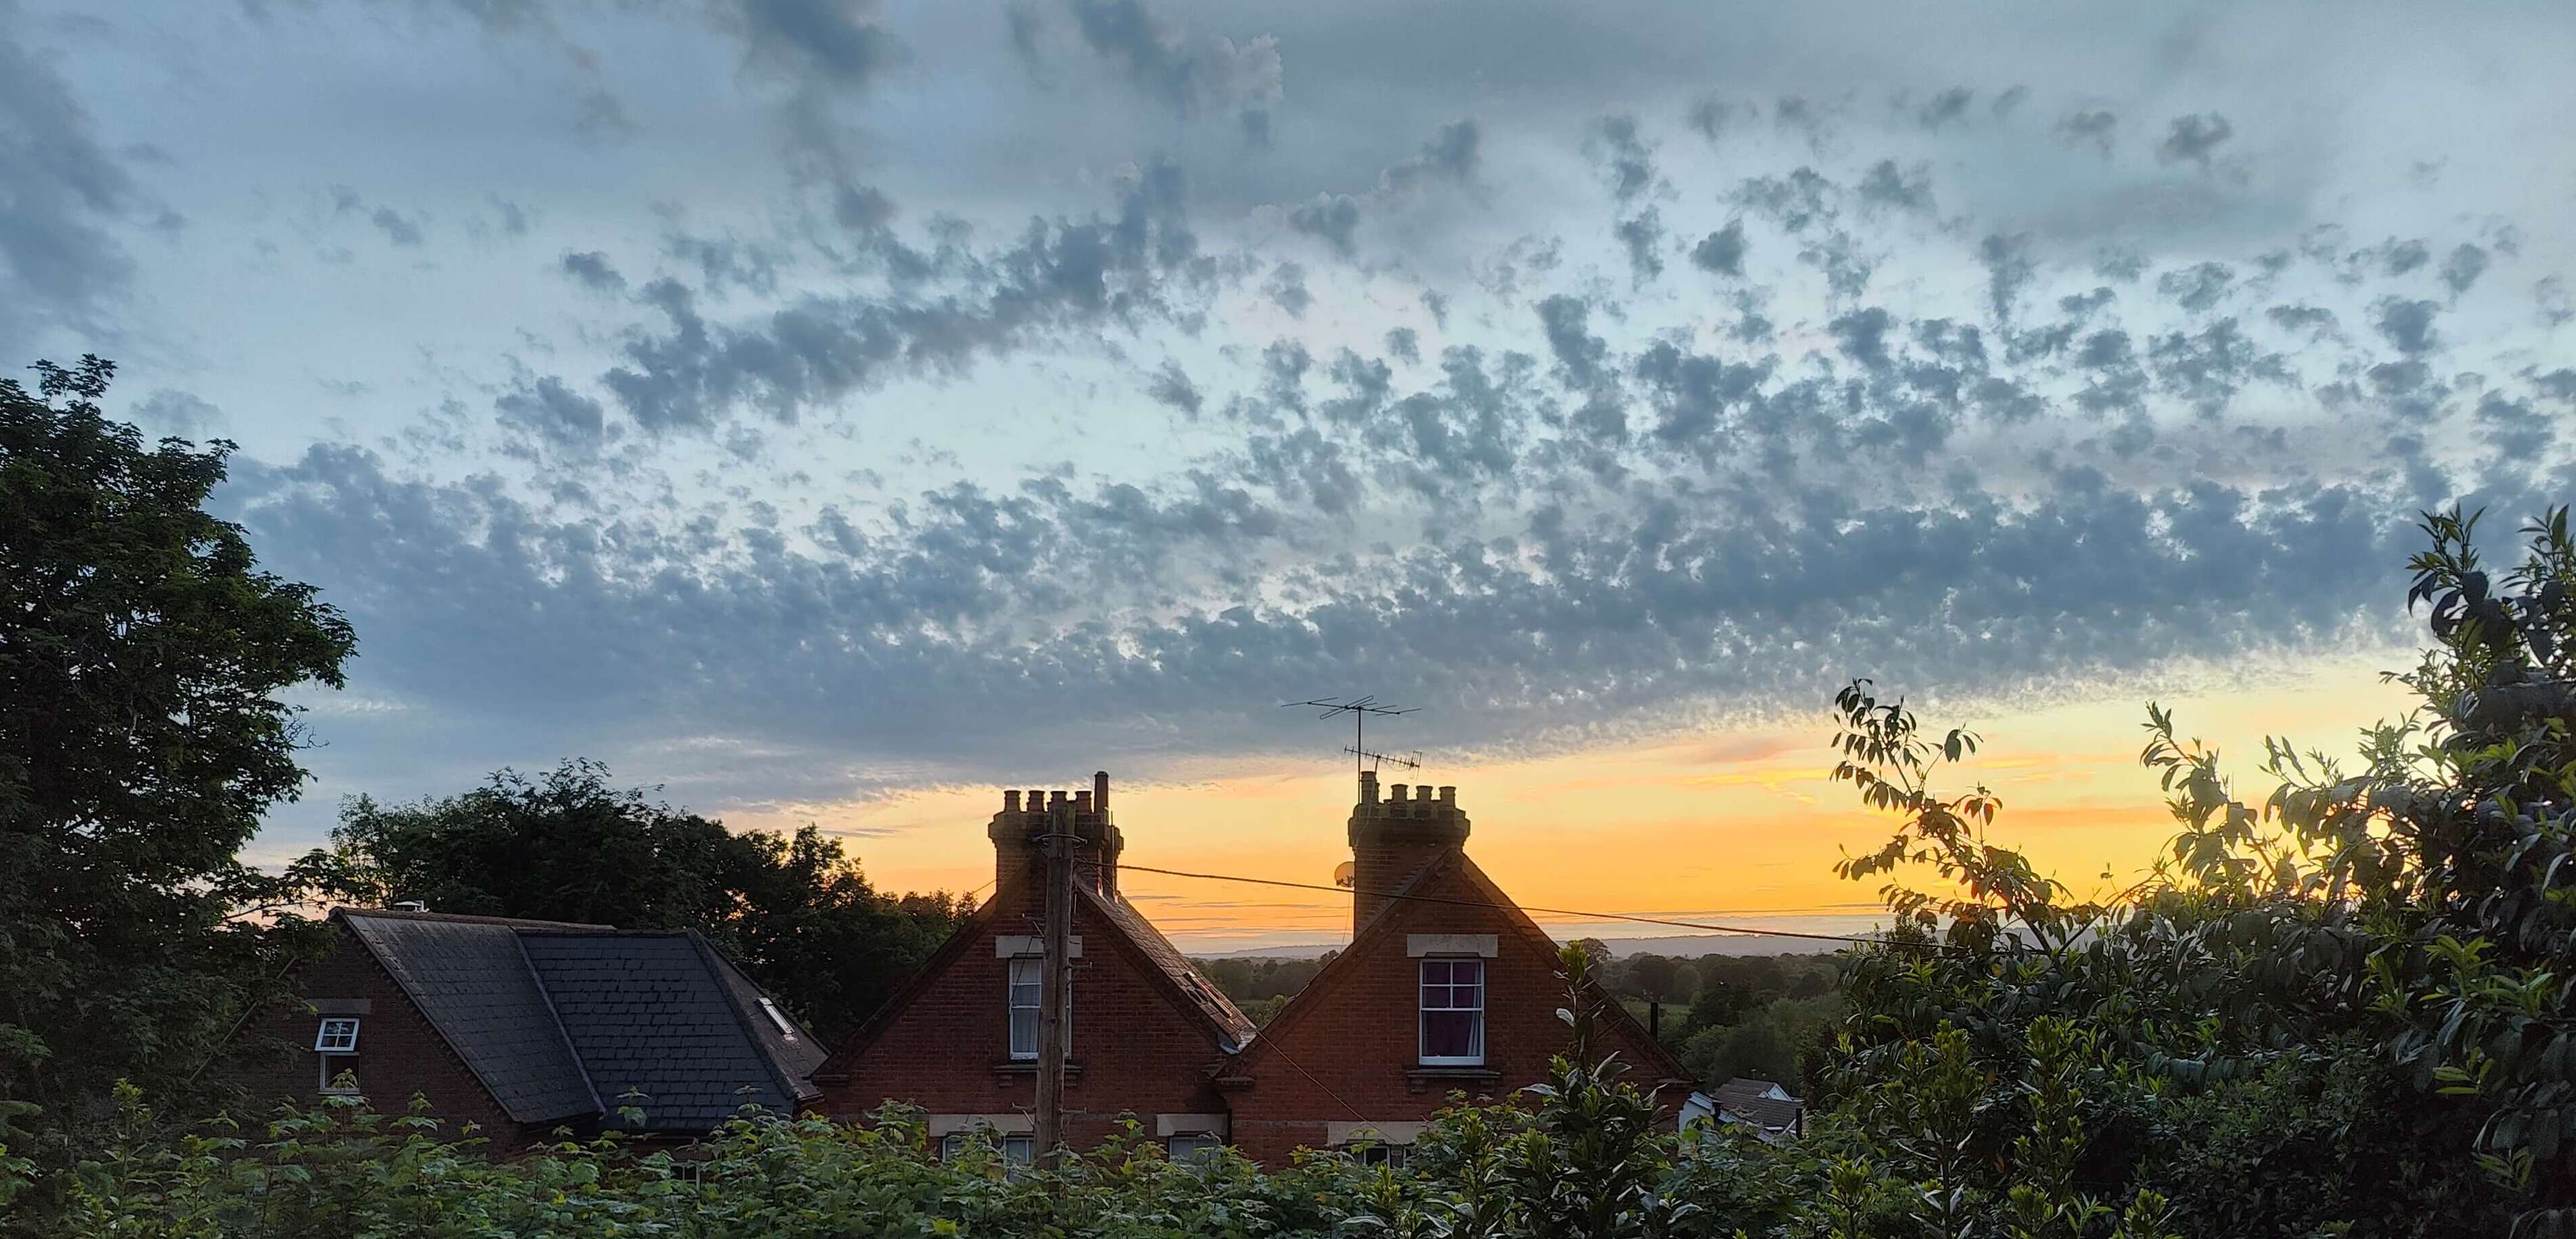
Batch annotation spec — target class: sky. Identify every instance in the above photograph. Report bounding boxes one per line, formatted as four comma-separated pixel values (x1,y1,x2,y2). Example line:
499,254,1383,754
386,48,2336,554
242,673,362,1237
10,1,2573,950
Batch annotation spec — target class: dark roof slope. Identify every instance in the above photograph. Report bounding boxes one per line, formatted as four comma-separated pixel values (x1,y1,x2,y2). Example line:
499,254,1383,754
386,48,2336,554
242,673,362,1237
519,933,805,1128
332,908,818,1132
1083,886,1259,1051
1713,1077,1804,1132
340,911,600,1124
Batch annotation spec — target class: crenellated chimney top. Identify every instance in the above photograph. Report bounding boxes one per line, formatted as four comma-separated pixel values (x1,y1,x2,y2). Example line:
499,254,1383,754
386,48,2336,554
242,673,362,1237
988,772,1123,899
1346,771,1469,935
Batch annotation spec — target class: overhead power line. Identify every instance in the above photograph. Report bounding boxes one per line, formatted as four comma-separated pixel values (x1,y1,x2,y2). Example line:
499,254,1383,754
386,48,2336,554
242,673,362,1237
1087,859,1951,952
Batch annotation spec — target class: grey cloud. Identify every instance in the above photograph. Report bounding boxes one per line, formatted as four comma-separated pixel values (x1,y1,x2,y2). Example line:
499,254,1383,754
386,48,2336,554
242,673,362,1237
1856,160,1933,215
2441,243,2488,295
1535,293,1605,389
1063,0,1282,120
601,160,1206,432
1587,113,1654,202
1147,359,1203,414
2156,112,2234,169
2057,109,2117,157
1377,118,1480,194
1686,96,1745,142
2380,238,2429,276
834,183,895,232
728,0,904,90
2374,297,2440,355
131,389,224,439
495,375,608,448
0,19,136,336
1914,86,1973,129
1264,261,1310,317
1979,232,2035,323
2154,261,2233,313
1385,326,1419,364
1614,207,1664,286
369,206,424,247
1690,221,1747,278
560,250,628,292
1288,192,1360,255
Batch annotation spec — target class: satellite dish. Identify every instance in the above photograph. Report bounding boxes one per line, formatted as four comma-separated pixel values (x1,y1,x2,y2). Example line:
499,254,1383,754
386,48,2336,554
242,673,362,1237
1332,861,1356,889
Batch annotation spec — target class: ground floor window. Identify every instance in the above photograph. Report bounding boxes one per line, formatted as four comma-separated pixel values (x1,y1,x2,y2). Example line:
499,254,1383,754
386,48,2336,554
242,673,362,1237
1167,1133,1222,1163
941,1130,1035,1168
1338,1141,1409,1169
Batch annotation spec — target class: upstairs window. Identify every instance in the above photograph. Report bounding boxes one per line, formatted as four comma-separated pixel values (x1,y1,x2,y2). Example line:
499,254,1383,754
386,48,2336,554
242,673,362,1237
1419,958,1485,1065
1167,1133,1222,1164
314,1017,362,1095
1007,956,1042,1059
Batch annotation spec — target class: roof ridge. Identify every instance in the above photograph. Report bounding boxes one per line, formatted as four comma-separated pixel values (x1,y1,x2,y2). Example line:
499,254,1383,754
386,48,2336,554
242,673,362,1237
682,929,808,1114
511,927,604,1119
335,906,614,931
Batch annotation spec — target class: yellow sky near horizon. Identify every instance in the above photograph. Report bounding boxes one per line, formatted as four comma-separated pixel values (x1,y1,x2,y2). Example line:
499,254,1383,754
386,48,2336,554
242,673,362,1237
730,649,2422,953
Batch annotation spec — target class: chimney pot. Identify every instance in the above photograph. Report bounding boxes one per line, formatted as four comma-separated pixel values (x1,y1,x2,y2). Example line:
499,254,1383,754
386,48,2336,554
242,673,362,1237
1392,783,1409,802
1360,770,1379,804
1440,785,1456,804
1074,790,1092,814
1094,770,1110,814
1004,789,1021,812
1048,790,1066,809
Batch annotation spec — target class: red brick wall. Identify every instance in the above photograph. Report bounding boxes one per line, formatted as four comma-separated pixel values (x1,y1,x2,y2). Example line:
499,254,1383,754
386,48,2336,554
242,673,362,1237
1229,853,1686,1166
238,922,537,1149
815,892,1235,1150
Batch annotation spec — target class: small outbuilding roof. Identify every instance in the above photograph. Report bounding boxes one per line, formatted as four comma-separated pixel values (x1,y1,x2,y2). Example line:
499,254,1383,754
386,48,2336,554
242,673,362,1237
333,908,821,1132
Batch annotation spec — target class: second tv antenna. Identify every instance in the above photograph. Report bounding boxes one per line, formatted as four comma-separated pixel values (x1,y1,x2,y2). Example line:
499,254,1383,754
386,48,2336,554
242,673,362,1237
1284,696,1422,776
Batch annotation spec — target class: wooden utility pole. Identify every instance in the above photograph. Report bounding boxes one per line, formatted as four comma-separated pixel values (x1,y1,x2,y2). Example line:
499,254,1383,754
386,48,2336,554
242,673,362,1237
1033,797,1073,1172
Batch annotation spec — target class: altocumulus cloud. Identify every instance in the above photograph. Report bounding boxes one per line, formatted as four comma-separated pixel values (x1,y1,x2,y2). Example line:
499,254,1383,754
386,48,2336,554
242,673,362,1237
19,0,2576,823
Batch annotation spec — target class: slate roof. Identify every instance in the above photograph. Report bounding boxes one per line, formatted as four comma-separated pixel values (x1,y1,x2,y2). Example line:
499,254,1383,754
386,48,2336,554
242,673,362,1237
1712,1077,1804,1132
333,908,822,1132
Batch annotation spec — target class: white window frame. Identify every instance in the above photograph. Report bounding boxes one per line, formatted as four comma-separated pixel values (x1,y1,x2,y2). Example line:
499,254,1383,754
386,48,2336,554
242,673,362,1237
1007,955,1042,1060
1417,957,1485,1066
1006,954,1070,1061
314,1017,361,1053
1167,1133,1222,1164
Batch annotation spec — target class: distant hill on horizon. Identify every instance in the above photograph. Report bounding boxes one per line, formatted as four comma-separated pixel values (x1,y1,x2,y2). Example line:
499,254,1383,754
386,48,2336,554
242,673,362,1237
1189,932,1855,961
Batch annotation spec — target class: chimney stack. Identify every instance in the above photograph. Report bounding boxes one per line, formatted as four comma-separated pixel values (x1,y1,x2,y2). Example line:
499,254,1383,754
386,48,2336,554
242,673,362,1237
988,772,1123,899
1346,774,1468,935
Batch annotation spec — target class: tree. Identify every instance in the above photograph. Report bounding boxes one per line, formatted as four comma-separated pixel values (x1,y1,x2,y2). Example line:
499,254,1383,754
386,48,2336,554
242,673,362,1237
325,761,967,1040
1625,953,1691,1003
1812,506,2576,1234
1,357,357,1166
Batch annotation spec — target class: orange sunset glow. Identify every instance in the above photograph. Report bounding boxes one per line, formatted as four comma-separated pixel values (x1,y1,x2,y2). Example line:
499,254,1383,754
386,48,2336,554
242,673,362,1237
740,648,2420,952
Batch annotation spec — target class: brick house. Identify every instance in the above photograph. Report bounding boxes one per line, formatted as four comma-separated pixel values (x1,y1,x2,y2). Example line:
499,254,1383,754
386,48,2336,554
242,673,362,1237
1222,770,1694,1164
816,770,1692,1166
810,774,1258,1161
244,908,826,1146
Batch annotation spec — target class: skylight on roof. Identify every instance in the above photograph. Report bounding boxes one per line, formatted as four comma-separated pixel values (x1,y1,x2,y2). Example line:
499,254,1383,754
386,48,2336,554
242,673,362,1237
757,996,797,1039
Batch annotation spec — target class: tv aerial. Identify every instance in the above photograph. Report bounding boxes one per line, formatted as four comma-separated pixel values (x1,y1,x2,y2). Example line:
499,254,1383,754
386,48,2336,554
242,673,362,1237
1284,696,1423,776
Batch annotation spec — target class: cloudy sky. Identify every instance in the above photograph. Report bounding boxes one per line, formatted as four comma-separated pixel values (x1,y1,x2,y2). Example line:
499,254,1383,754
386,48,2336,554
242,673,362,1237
14,1,2573,948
